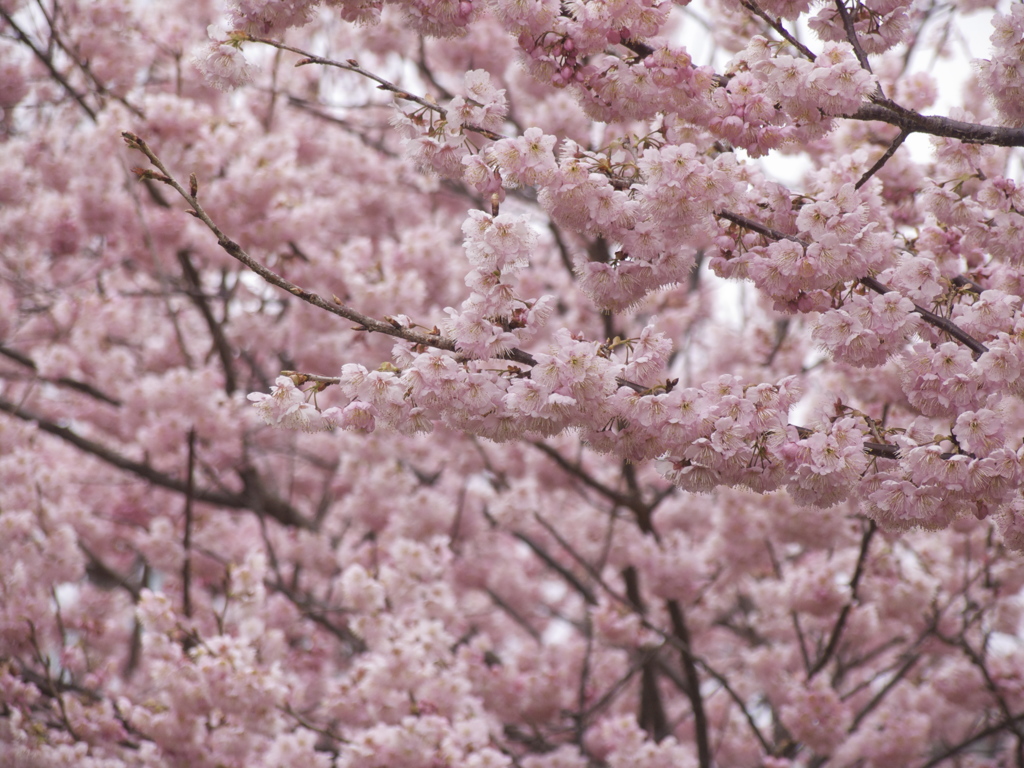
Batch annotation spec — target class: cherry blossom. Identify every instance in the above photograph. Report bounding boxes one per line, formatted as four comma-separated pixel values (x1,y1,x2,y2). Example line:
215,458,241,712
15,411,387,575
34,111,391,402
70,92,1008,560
5,0,1024,766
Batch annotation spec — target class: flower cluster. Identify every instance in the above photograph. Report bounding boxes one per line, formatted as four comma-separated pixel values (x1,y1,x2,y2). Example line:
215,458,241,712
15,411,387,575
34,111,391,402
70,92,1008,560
397,70,507,178
14,0,1024,766
782,417,868,507
248,375,341,432
653,375,801,492
807,0,911,56
443,210,552,358
742,39,878,129
975,3,1024,126
812,291,920,367
192,26,257,91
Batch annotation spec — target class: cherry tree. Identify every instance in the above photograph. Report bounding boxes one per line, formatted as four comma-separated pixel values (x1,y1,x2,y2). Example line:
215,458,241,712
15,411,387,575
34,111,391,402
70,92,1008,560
4,0,1024,765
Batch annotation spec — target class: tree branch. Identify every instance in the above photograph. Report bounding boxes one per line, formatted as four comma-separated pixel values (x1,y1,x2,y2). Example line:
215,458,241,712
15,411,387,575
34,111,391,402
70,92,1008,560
122,132,538,367
177,249,238,394
0,6,97,121
0,344,123,406
244,36,506,141
855,128,909,189
740,0,817,60
717,209,989,357
851,101,1024,147
667,600,712,768
808,520,876,678
0,396,310,529
833,0,873,74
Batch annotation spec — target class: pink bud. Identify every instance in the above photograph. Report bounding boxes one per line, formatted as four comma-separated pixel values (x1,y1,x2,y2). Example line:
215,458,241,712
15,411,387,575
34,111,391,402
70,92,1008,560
563,37,575,53
606,29,621,45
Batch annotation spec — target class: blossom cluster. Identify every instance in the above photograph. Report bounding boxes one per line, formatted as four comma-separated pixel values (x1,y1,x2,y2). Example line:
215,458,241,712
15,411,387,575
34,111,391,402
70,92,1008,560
11,0,1024,766
975,3,1024,126
396,69,508,179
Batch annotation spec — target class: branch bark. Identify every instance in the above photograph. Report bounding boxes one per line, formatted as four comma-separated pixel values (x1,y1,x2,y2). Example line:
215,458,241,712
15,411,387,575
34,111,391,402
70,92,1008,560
0,396,310,529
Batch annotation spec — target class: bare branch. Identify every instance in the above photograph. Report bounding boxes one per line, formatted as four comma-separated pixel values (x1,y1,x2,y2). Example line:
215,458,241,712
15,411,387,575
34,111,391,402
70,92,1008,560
182,428,196,618
122,132,538,368
833,0,874,74
667,600,712,768
855,128,909,189
0,7,97,121
740,0,817,60
808,520,876,678
243,36,507,141
0,344,123,406
0,395,311,529
851,101,1024,147
531,440,649,517
177,249,238,394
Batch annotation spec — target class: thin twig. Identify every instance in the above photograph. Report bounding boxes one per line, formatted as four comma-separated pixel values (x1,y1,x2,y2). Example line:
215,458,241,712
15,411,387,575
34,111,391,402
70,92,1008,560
740,0,817,60
244,35,506,141
177,249,238,394
0,7,97,120
667,600,711,768
531,441,648,516
860,275,988,357
122,132,537,367
833,0,873,73
808,521,876,678
918,713,1024,768
718,209,989,357
182,428,196,618
0,344,123,406
0,395,310,528
855,128,909,189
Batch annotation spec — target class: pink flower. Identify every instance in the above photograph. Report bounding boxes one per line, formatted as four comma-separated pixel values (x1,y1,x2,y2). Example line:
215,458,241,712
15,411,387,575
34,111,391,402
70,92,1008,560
192,41,256,91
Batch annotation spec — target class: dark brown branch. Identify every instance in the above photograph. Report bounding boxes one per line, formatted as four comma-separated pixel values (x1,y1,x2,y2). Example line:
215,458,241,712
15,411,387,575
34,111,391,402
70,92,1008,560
848,650,919,730
717,209,989,357
855,128,909,189
740,0,817,60
33,0,144,118
951,275,985,295
0,396,310,529
533,512,634,610
950,635,1024,742
808,520,876,678
487,588,542,641
181,428,196,618
639,656,671,742
514,530,598,606
919,713,1024,768
0,344,123,406
833,0,873,73
667,600,712,768
0,7,97,121
245,36,506,141
621,461,655,535
712,666,774,754
177,249,238,394
122,132,537,368
531,441,649,517
859,275,988,357
851,101,1024,147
